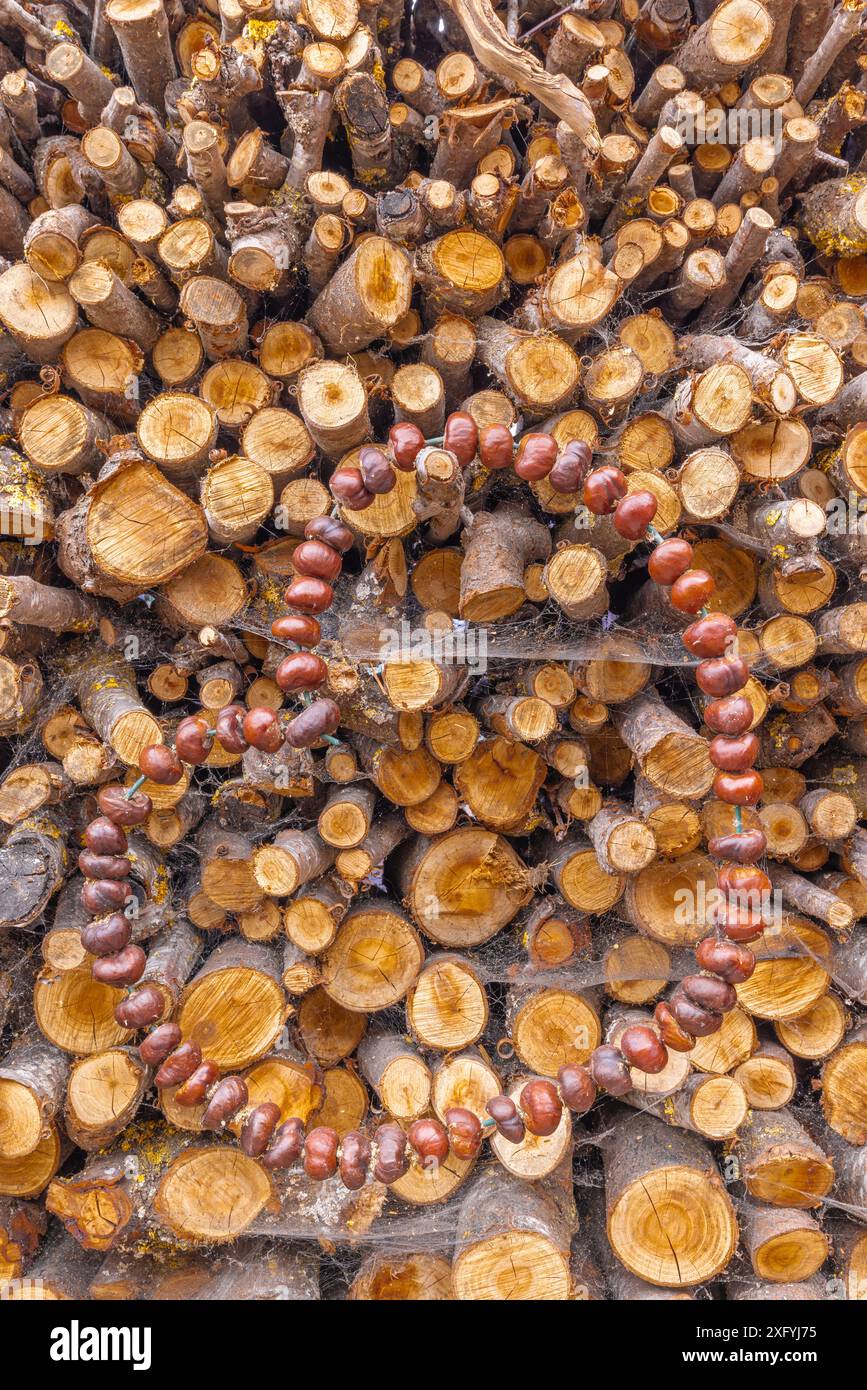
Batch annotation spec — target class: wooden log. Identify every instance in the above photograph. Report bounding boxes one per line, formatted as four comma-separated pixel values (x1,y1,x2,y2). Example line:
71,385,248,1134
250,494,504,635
320,901,424,1012
822,1022,867,1146
452,1167,575,1300
0,1034,68,1161
602,1109,737,1287
357,1028,432,1121
737,1107,835,1208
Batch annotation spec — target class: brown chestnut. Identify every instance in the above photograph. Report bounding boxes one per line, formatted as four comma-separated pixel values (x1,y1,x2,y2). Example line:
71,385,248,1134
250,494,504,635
514,432,557,482
485,1095,525,1144
284,577,334,614
304,515,354,552
215,703,249,754
557,1063,596,1114
293,539,343,582
174,714,213,766
704,695,753,735
695,936,756,984
275,652,328,693
260,1117,305,1169
670,568,716,614
82,878,130,914
619,1025,668,1074
714,770,763,805
682,973,737,1014
243,706,284,753
648,538,692,585
550,439,592,496
304,1125,340,1180
583,465,626,515
709,731,759,772
339,1130,372,1189
342,487,375,510
284,698,340,749
696,656,749,698
139,744,183,786
85,817,128,856
96,784,152,827
407,1117,450,1166
92,943,146,986
271,614,322,647
445,1106,482,1158
708,827,767,863
478,423,513,470
613,489,657,540
79,850,130,880
330,466,368,502
589,1045,632,1095
389,421,425,470
373,1122,409,1184
114,984,164,1030
682,613,737,658
444,411,478,467
359,446,396,495
154,1040,202,1088
717,864,771,897
520,1078,562,1136
139,1021,182,1066
202,1076,248,1130
174,1059,220,1106
654,1001,695,1052
241,1102,281,1158
670,991,722,1037
81,915,132,956
548,454,583,494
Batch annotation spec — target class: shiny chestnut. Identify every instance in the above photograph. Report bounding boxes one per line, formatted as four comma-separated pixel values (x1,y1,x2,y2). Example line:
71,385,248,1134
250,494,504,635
704,695,753,735
696,656,749,698
670,568,715,614
139,1021,182,1066
389,421,425,470
271,615,322,647
444,411,478,467
292,539,343,582
241,1102,281,1157
695,936,756,984
648,538,692,585
709,731,759,771
514,432,557,482
243,706,284,753
139,744,183,786
359,446,396,494
583,466,627,515
682,613,737,658
589,1045,632,1095
215,703,248,754
84,817,127,856
174,715,213,766
92,943,146,986
304,515,354,552
96,785,152,827
520,1078,562,1136
557,1063,596,1113
714,770,763,805
275,652,328,693
619,1025,668,1074
478,423,513,470
284,577,334,614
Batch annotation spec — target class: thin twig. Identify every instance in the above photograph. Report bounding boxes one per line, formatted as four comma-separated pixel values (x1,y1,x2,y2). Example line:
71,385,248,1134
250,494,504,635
520,1,583,44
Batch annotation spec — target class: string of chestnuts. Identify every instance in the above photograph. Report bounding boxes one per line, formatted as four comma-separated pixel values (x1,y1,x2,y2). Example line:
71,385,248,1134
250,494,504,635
74,424,770,1188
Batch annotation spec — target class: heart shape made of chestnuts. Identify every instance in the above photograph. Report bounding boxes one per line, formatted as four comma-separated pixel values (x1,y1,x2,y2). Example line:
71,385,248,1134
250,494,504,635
77,431,768,1187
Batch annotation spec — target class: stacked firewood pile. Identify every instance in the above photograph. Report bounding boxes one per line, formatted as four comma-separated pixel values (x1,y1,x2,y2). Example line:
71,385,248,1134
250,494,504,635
0,0,866,1302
